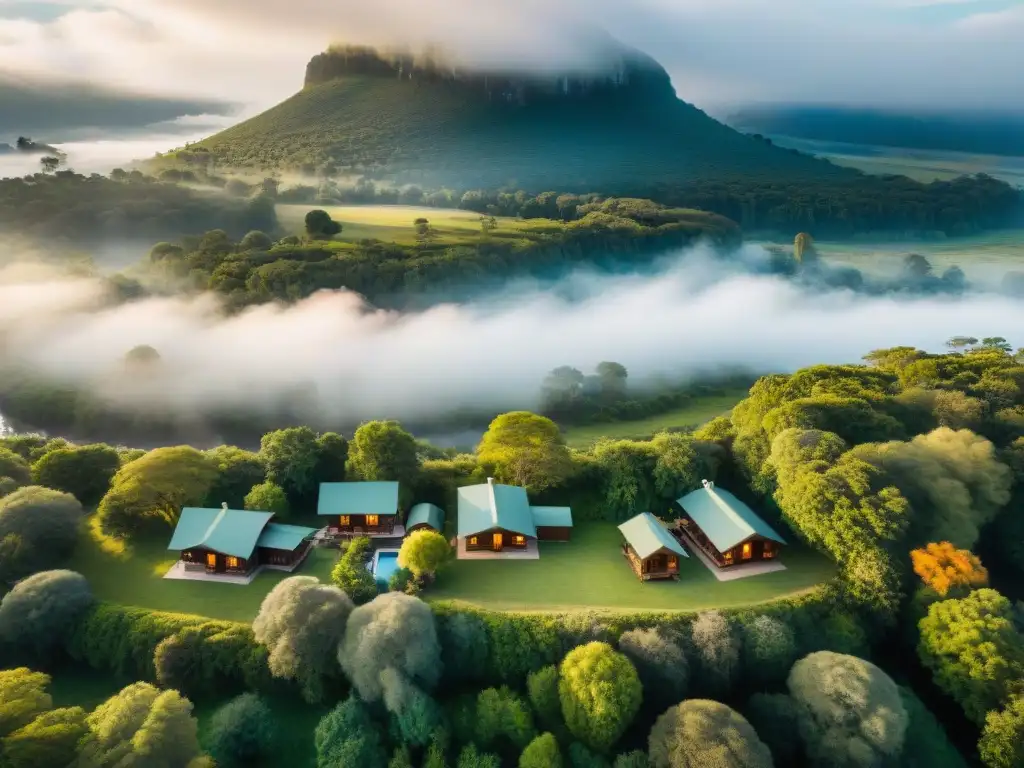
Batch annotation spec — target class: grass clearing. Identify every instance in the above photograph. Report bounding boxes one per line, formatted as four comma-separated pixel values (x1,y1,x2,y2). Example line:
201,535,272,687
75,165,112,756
67,523,338,623
562,389,747,448
275,203,543,246
428,523,835,613
48,666,325,767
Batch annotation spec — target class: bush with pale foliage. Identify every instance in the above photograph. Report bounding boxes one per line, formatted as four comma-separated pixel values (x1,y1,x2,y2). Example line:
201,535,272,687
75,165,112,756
0,570,93,656
648,699,774,768
558,641,641,752
252,576,353,703
788,651,908,767
910,541,988,597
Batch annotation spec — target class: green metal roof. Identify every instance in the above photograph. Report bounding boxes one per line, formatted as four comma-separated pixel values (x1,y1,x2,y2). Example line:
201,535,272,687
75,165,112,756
406,503,445,532
457,481,537,538
317,482,399,516
256,522,317,551
168,507,274,559
618,512,689,560
676,483,786,553
530,506,574,528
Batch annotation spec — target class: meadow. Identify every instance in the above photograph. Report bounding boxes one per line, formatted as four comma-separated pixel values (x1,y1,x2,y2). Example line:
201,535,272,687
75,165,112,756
275,202,566,246
429,523,835,613
562,389,746,448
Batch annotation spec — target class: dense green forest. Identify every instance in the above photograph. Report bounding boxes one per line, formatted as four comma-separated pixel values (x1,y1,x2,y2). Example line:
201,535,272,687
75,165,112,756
0,171,278,245
1,338,1022,766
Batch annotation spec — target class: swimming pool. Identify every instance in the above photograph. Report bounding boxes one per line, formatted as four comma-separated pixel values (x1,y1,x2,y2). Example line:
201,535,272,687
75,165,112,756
371,549,401,586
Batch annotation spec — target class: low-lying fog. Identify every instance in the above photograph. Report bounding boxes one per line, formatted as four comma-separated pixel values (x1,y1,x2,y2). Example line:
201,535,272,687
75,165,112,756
0,244,1020,428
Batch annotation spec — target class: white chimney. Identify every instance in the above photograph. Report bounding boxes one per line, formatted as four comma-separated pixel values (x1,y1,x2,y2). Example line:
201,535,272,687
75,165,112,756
487,477,494,486
702,479,714,491
221,502,228,510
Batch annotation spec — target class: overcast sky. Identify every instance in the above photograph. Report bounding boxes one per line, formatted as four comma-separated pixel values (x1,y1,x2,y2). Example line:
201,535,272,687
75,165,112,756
0,0,1021,117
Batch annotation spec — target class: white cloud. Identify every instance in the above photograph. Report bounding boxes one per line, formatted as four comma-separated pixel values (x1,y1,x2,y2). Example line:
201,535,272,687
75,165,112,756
0,0,1020,116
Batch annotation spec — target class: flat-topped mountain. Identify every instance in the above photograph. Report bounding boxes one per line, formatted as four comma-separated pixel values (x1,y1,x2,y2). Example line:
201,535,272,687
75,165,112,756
171,43,855,191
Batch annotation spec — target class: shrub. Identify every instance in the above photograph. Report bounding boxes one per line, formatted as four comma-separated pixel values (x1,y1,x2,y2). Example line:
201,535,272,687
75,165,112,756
331,536,378,604
648,699,773,768
559,642,642,752
0,486,83,583
244,481,290,518
527,665,563,731
520,732,563,768
979,696,1024,768
398,529,452,578
206,693,275,768
30,444,120,506
618,627,688,709
0,570,94,657
252,576,353,702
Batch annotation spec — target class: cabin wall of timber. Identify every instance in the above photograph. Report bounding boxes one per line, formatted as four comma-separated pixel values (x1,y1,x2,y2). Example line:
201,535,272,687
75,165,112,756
722,538,778,566
465,529,531,550
334,513,397,533
536,526,571,542
257,540,309,566
180,547,253,573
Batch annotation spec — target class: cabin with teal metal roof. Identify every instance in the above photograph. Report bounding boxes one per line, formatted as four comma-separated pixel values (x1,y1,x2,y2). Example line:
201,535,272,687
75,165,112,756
457,478,573,554
168,503,317,576
618,512,688,580
406,503,445,534
318,481,400,536
675,480,785,567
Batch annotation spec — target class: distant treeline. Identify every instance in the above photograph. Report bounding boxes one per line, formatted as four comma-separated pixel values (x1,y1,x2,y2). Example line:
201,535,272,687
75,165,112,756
0,170,278,245
729,105,1024,158
256,171,1022,238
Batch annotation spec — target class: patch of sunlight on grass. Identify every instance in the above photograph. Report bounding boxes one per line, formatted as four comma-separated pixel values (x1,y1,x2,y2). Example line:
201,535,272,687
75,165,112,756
151,559,177,577
86,515,129,559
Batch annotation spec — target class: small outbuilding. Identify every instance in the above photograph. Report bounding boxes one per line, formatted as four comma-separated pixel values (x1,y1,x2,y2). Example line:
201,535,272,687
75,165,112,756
675,480,786,567
168,504,316,576
456,478,573,554
406,503,445,534
618,512,688,581
317,481,400,535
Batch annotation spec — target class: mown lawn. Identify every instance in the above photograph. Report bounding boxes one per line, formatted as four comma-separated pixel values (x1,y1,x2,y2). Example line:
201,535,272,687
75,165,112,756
66,524,338,623
428,523,835,613
562,389,747,448
275,203,548,246
48,666,325,767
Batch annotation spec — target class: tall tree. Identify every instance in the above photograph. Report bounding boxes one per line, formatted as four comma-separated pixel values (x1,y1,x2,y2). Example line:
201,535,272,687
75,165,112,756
347,421,419,489
203,446,266,509
477,412,574,491
97,447,217,538
259,427,322,504
595,362,628,400
910,542,989,597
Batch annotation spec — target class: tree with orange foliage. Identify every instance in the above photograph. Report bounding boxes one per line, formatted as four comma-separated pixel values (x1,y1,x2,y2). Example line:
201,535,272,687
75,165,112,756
911,542,989,597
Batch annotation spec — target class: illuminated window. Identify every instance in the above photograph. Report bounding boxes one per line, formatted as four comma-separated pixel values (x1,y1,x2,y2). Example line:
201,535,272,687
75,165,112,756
366,515,380,527
724,551,733,563
515,535,525,545
226,556,240,569
668,556,677,568
742,542,752,560
340,515,351,526
206,553,216,568
469,537,478,546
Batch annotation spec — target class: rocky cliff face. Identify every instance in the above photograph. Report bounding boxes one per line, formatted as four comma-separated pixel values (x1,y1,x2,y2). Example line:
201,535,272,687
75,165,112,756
303,43,677,105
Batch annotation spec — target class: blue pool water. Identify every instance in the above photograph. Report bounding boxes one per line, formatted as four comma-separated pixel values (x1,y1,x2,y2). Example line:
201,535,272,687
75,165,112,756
374,551,400,585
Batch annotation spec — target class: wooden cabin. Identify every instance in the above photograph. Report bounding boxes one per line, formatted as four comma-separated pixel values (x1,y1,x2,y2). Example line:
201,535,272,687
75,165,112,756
317,482,400,535
675,480,786,568
168,504,316,577
457,478,573,555
618,512,689,581
406,503,445,534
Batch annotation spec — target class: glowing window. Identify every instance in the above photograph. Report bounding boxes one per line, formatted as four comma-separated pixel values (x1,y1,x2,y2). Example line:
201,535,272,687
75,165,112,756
724,551,733,562
668,556,677,568
516,535,525,545
226,556,240,568
340,515,351,526
469,537,478,545
206,553,216,568
742,542,752,560
366,515,380,527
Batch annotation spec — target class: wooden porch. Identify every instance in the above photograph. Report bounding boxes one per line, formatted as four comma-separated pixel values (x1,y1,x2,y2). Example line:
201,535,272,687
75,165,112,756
621,544,679,581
